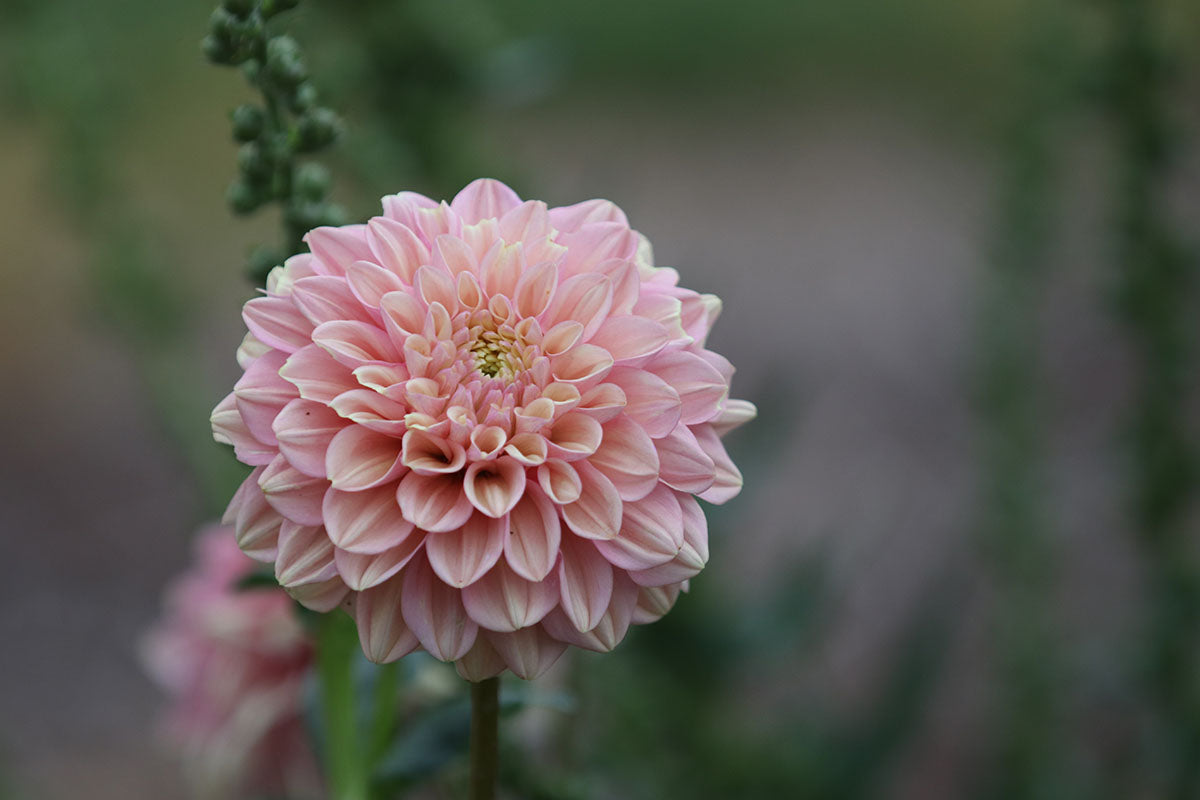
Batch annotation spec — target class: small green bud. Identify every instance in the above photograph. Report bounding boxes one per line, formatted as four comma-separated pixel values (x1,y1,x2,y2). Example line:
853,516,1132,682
230,104,265,142
221,0,255,17
247,244,284,285
320,203,348,227
235,13,265,46
237,142,272,181
285,200,331,232
287,82,318,114
266,36,307,86
202,34,234,65
240,58,261,84
294,162,331,201
261,0,300,18
294,107,341,152
227,179,266,215
209,7,238,40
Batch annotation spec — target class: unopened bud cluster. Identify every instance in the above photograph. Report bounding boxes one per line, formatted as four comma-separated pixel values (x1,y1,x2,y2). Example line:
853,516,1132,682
204,0,345,282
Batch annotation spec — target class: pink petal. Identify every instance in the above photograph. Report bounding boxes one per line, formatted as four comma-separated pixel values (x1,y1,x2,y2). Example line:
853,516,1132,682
400,553,479,661
588,316,669,364
562,462,622,540
426,513,506,588
243,296,314,353
290,275,374,326
335,535,424,590
632,293,690,344
366,217,430,283
312,320,400,367
461,219,500,261
413,202,461,245
541,321,583,356
654,424,716,493
648,351,728,425
556,534,613,632
545,412,603,461
455,636,508,681
542,273,613,339
356,576,420,663
382,191,438,229
482,243,525,298
594,258,640,315
484,627,567,680
233,350,293,446
397,471,475,532
558,222,638,275
275,521,337,586
414,265,458,312
273,398,346,478
346,259,406,309
632,583,682,625
325,425,405,491
327,390,408,436
212,392,276,466
323,485,416,554
543,573,638,651
693,425,744,504
711,398,758,436
379,290,427,343
593,484,682,571
225,468,281,562
463,458,527,518
259,454,327,526
462,559,559,632
550,344,614,385
450,178,522,224
279,344,357,403
606,368,680,437
536,459,582,505
548,198,629,233
286,577,349,612
305,224,373,275
629,494,708,587
503,432,547,466
498,200,552,242
402,429,466,474
432,234,478,277
589,415,660,501
575,382,628,424
513,259,558,318
505,484,562,581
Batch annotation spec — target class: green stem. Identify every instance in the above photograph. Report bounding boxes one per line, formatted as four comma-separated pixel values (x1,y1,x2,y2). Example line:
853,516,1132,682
317,612,370,800
469,677,500,800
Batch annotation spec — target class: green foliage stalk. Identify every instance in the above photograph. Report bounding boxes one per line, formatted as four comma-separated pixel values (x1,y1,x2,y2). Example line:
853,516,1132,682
974,2,1080,798
1101,1,1200,797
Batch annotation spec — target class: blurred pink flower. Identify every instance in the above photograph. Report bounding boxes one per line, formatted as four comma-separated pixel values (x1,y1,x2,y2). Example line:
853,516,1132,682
142,526,320,799
212,179,755,680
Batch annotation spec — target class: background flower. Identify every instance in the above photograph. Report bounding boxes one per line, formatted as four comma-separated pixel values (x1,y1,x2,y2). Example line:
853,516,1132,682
141,526,320,799
212,179,755,679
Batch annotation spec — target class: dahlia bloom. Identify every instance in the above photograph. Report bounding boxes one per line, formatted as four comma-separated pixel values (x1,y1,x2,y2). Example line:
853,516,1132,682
212,179,755,680
142,526,320,799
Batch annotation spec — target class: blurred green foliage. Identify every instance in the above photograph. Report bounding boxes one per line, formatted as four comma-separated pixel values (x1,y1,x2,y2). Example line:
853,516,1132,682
1100,1,1200,797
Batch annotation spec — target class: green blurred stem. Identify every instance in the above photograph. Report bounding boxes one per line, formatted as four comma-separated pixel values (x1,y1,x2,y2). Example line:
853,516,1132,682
317,612,370,800
469,677,500,800
368,660,400,765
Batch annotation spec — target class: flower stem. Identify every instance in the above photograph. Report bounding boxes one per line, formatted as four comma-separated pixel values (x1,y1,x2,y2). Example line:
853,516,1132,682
316,612,370,800
469,677,500,800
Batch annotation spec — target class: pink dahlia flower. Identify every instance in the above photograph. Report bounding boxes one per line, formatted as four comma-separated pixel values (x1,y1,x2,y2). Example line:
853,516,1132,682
212,179,755,680
142,526,320,799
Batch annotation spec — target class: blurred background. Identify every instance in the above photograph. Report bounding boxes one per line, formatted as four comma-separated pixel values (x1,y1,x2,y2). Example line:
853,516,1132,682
1,0,1199,797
